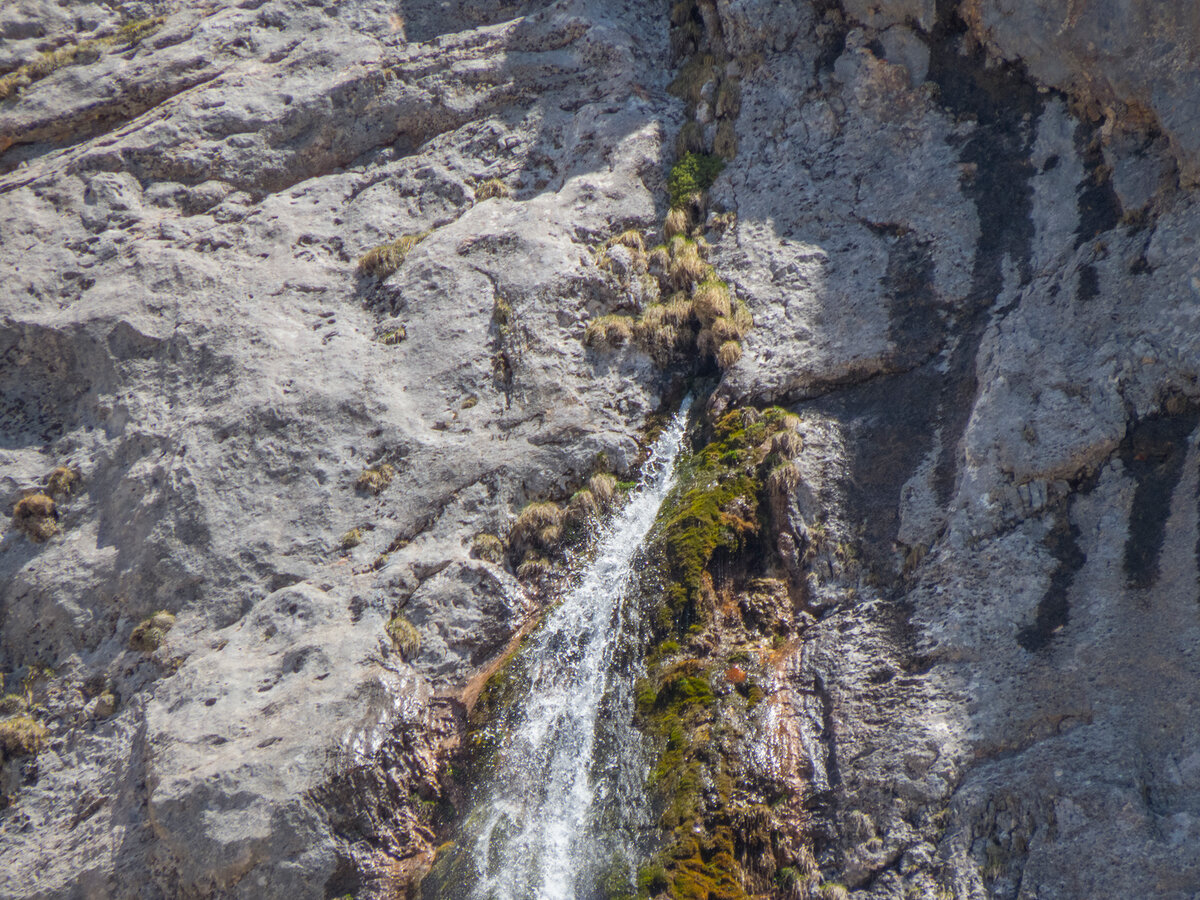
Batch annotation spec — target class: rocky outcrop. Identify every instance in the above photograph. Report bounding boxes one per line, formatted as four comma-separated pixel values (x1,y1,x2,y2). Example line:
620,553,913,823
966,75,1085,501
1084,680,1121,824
3,0,1200,898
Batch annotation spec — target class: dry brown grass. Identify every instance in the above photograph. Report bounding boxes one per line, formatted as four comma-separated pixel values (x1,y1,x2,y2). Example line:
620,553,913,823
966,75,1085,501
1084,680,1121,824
0,16,164,102
357,232,429,279
0,715,47,760
692,279,732,325
46,466,79,497
470,533,506,565
717,340,742,369
356,463,396,495
129,611,175,652
588,473,617,508
667,241,712,290
710,315,742,343
475,178,511,201
12,493,57,542
509,501,565,559
714,120,738,159
387,613,421,659
584,315,635,349
664,207,690,240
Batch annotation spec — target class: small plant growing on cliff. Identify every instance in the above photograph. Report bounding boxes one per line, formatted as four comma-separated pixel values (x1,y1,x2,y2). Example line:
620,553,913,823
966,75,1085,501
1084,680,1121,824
470,533,506,565
46,466,79,497
508,501,565,561
0,694,27,716
340,528,363,549
386,612,421,660
584,315,635,349
357,231,429,279
130,611,175,651
356,463,395,495
474,178,511,201
0,16,165,102
0,715,47,760
379,325,407,345
12,493,58,542
668,152,725,207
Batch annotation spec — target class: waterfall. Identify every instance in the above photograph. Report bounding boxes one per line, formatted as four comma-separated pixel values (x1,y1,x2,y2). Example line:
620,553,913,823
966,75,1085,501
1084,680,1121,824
449,399,693,900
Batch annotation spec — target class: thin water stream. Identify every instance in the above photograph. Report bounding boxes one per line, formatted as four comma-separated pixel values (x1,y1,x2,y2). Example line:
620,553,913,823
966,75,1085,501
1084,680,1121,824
451,400,693,900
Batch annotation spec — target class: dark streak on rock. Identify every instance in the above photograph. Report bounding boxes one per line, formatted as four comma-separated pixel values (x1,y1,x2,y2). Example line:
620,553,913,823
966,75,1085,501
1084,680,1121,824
1017,511,1085,652
1120,403,1199,590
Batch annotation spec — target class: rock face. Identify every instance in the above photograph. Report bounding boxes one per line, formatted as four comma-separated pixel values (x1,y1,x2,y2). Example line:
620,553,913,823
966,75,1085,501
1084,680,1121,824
2,0,1200,898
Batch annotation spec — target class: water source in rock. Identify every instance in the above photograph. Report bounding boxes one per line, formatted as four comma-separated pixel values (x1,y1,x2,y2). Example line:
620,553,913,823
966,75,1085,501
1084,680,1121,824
454,400,692,900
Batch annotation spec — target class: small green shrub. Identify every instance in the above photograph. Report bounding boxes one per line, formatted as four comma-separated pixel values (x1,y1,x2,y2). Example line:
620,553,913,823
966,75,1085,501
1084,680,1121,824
668,152,725,207
12,493,58,542
340,528,363,549
130,611,175,651
0,715,47,760
356,463,395,495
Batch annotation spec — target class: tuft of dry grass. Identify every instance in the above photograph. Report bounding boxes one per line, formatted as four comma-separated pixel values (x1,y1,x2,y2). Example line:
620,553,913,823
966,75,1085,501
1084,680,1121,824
509,501,565,560
470,533,506,565
130,611,175,652
717,340,742,369
588,473,617,508
0,715,47,760
474,178,511,201
379,326,407,345
356,464,395,495
692,279,731,325
667,240,712,290
664,207,690,240
387,613,421,659
713,120,738,159
584,315,635,349
340,528,363,549
46,466,79,497
357,231,429,279
12,493,57,542
0,16,165,102
710,315,742,344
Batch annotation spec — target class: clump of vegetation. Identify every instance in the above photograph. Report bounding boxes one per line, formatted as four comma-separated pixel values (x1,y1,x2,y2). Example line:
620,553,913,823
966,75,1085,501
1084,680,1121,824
379,325,407,345
508,501,565,565
668,153,725,208
357,231,430,279
46,466,79,497
386,612,421,660
0,715,47,760
584,315,636,349
12,493,58,542
340,528,363,549
470,533,506,565
663,207,690,240
130,611,175,652
474,178,511,201
356,463,395,495
589,473,618,509
0,694,26,716
0,16,165,102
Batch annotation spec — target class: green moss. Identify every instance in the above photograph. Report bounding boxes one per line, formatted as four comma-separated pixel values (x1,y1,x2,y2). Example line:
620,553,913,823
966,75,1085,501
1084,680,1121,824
668,153,725,207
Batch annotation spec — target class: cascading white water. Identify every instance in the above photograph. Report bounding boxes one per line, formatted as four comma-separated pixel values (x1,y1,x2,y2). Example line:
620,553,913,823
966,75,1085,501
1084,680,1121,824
460,399,693,900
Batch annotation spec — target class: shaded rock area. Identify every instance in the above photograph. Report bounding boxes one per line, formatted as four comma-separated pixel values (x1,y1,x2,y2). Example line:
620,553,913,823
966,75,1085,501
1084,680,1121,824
2,0,1200,898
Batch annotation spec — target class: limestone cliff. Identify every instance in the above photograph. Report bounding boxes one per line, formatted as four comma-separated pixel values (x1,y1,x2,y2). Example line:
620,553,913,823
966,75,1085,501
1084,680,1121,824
2,1,1198,898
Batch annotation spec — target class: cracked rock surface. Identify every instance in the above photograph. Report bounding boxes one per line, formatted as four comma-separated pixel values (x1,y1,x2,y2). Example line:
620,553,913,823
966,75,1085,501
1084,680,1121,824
3,0,1200,898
